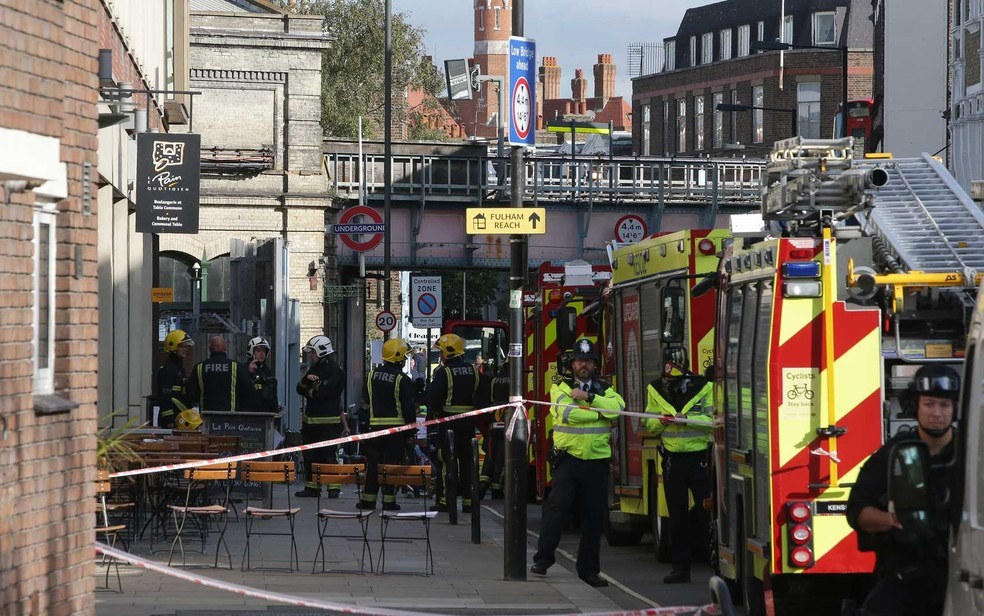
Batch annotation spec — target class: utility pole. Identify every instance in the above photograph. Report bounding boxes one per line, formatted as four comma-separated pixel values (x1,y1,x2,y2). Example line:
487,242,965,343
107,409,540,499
383,0,392,330
504,0,528,582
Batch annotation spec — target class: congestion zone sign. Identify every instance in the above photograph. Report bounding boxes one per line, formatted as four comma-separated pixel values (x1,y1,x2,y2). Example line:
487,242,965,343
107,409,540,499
332,205,384,252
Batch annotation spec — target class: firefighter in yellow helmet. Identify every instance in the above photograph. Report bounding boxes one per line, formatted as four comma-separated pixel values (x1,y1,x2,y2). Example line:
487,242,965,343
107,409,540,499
427,333,480,513
357,339,417,511
644,354,714,584
157,329,194,428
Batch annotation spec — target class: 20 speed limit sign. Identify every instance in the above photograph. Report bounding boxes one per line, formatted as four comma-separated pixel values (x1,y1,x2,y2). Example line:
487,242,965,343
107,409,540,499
375,310,396,332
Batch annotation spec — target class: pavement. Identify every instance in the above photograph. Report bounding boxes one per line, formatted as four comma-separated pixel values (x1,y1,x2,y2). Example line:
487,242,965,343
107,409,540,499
94,484,627,616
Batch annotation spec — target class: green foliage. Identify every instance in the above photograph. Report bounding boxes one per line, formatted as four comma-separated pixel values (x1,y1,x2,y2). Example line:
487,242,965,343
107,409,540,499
279,0,446,139
96,410,146,473
442,270,507,320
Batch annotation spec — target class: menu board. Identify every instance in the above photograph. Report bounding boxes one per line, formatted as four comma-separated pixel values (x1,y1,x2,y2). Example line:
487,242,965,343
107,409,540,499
202,412,275,507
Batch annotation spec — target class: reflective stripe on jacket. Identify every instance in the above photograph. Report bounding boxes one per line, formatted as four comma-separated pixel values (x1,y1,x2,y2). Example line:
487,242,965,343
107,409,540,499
643,379,714,453
428,357,479,416
549,380,624,460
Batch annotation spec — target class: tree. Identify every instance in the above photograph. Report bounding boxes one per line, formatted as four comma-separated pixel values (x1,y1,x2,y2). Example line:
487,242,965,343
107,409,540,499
279,0,445,139
441,270,507,321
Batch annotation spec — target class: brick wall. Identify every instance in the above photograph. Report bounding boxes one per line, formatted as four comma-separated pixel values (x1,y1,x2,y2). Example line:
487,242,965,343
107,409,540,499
0,1,100,614
633,49,874,157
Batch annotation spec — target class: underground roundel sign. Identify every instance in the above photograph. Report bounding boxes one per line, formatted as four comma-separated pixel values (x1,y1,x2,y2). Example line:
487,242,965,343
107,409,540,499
333,205,384,252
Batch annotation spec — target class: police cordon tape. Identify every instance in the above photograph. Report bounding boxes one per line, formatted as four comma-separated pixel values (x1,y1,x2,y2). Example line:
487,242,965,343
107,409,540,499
110,399,717,480
94,542,720,616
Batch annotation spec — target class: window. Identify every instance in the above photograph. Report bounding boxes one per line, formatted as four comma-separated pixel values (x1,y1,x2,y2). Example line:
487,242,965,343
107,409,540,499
738,25,750,57
663,101,671,154
478,6,484,31
720,29,732,60
713,92,724,148
797,82,821,138
677,98,687,153
694,95,705,150
757,21,765,42
689,36,697,67
730,90,739,144
783,15,794,44
664,40,676,71
33,208,56,395
642,104,651,156
702,33,714,64
725,285,743,446
813,12,836,46
752,86,764,143
493,7,500,30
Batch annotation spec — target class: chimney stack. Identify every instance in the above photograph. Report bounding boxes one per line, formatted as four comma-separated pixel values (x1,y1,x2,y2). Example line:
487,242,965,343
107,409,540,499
540,56,562,101
571,68,587,103
593,53,615,102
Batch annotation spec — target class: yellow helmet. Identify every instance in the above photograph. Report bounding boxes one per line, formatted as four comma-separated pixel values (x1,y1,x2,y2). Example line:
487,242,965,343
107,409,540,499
175,408,203,430
434,333,464,359
382,339,410,364
164,329,194,353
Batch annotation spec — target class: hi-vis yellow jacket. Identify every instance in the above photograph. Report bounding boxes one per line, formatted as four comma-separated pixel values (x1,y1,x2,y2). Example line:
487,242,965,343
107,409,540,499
549,380,625,460
644,379,714,453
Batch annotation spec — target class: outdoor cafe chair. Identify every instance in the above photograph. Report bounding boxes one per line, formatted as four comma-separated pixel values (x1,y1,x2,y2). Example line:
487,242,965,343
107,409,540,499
239,460,300,572
95,469,129,592
310,463,374,574
166,461,236,569
376,464,437,576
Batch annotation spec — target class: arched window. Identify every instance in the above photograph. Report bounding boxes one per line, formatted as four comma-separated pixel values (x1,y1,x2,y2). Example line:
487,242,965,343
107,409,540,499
159,252,195,303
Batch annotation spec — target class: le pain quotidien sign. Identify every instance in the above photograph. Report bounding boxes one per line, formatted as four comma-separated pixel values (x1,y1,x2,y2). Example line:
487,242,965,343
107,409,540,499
135,133,201,234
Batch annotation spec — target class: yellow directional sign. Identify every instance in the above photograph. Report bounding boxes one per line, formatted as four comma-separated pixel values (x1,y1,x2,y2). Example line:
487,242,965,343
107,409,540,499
466,207,546,235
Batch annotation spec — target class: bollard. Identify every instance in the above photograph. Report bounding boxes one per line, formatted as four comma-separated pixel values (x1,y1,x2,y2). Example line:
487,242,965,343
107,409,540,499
446,429,457,526
471,437,481,544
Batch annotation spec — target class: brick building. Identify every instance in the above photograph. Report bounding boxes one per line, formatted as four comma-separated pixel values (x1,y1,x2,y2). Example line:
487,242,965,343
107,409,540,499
453,0,630,142
152,0,330,429
0,0,100,612
632,0,874,157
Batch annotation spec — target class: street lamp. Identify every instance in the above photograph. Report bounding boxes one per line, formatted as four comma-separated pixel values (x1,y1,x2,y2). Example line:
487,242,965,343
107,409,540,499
188,262,202,334
716,103,797,139
751,39,848,138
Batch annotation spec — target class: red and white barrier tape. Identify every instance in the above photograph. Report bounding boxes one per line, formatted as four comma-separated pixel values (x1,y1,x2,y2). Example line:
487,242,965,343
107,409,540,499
525,400,722,426
94,542,421,615
110,402,520,479
95,542,718,616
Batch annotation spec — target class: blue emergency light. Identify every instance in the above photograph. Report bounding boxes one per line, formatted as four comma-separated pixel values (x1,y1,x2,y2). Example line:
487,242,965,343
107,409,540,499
781,261,821,278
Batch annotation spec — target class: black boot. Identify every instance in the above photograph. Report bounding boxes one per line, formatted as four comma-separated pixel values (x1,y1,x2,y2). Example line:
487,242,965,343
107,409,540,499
663,568,691,584
295,487,320,498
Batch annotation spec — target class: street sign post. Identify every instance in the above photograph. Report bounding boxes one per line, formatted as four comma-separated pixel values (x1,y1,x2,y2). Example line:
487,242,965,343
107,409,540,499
614,214,648,244
508,37,536,147
409,274,443,329
466,207,546,234
332,205,384,252
375,310,396,332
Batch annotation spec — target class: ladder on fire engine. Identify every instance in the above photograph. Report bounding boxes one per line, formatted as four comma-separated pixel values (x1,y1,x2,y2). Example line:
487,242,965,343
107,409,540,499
856,154,984,275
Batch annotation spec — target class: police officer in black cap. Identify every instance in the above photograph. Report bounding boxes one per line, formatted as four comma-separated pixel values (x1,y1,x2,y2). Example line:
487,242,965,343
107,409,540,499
847,364,962,616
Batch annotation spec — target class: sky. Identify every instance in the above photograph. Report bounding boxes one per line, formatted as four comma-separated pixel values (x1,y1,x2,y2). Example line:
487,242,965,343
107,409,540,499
392,0,706,101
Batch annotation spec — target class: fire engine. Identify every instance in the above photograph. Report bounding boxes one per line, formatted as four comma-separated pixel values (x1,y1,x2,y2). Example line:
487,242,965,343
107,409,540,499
524,260,613,499
708,137,984,614
604,229,730,551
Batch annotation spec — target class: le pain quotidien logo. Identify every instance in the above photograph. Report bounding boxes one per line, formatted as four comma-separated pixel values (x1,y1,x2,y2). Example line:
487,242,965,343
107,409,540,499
145,140,191,192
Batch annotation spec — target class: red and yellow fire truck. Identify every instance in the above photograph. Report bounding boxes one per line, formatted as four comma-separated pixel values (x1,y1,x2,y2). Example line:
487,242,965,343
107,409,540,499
605,229,730,550
708,137,981,614
524,260,613,498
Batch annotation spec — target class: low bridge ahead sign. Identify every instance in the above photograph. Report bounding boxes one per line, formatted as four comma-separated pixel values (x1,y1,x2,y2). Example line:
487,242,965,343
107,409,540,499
466,207,546,235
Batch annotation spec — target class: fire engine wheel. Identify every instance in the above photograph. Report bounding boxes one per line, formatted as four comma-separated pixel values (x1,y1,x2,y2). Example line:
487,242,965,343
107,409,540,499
648,470,671,562
603,512,643,547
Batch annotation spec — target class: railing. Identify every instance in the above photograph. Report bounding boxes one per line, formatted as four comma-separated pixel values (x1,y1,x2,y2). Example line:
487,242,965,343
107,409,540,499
323,153,765,207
